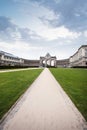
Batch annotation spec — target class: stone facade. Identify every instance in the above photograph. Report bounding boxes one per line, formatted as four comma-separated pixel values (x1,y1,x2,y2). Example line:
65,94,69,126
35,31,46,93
0,51,24,66
69,45,87,67
24,59,40,67
57,59,69,67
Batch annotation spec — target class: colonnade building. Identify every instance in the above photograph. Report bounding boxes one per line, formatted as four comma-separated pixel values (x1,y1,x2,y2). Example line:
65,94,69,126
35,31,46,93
0,51,24,66
0,45,87,68
69,45,87,67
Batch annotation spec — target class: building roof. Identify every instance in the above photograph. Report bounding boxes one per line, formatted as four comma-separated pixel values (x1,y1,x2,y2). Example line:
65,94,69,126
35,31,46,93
40,53,56,59
78,45,87,50
69,45,87,58
0,51,19,59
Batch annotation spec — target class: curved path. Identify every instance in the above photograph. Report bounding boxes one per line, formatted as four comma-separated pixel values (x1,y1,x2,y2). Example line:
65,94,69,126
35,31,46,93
1,68,87,130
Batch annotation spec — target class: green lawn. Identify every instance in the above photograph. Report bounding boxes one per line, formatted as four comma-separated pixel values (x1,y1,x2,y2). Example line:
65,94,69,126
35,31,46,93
0,69,43,119
50,68,87,121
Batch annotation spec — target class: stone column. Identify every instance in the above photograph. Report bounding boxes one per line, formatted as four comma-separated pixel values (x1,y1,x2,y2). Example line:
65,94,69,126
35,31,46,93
49,59,51,66
54,59,57,67
40,59,43,67
40,58,43,67
45,59,47,67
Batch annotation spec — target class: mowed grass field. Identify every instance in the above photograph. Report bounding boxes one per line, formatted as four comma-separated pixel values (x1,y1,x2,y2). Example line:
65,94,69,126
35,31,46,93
0,69,42,119
50,68,87,121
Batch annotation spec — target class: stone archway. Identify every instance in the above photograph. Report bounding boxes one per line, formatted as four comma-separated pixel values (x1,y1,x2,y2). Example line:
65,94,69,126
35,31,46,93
40,53,57,67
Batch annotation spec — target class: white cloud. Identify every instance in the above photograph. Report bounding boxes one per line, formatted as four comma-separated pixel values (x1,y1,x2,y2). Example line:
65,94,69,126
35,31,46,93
0,41,42,59
84,31,87,37
0,0,86,60
7,27,22,40
10,0,81,42
0,16,43,43
35,25,81,41
74,13,81,17
18,0,57,21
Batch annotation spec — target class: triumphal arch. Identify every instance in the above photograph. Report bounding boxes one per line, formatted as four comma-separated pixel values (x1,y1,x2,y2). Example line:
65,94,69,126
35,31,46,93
40,53,57,67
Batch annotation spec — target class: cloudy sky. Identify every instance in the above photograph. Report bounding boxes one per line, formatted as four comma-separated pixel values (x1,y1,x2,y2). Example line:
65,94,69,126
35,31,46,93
0,0,87,59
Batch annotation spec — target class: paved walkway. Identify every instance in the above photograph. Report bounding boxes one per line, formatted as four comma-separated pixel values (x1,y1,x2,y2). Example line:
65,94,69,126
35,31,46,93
1,68,87,130
0,68,39,73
